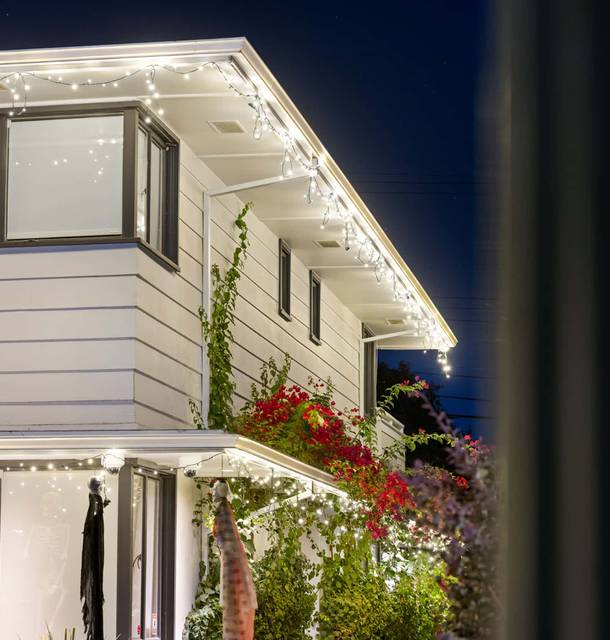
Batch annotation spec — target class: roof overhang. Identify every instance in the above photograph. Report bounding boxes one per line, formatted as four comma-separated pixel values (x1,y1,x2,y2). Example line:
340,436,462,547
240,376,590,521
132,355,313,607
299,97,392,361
0,38,456,350
0,429,344,495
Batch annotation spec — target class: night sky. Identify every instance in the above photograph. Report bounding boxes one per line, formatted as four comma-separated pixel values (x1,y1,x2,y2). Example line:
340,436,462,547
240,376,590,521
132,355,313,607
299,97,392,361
0,1,495,438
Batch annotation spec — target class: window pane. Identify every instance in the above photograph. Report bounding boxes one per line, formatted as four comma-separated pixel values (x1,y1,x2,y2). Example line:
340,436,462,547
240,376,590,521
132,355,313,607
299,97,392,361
280,247,291,315
311,276,321,340
149,142,164,252
7,116,123,239
0,471,118,637
144,478,161,640
131,474,144,639
137,128,149,240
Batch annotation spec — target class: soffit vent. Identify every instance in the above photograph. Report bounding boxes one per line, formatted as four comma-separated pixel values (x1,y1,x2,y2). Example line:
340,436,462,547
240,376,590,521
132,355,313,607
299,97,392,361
386,318,406,326
314,239,341,248
207,120,246,134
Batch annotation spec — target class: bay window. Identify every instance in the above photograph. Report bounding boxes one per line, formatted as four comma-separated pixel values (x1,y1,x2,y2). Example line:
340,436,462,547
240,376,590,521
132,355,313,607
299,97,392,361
0,102,179,266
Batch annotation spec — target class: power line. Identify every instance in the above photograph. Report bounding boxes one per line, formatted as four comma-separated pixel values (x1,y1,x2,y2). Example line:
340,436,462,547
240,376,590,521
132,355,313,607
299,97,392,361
358,190,489,196
448,414,495,421
442,318,496,324
352,179,488,185
432,296,497,301
438,394,492,403
414,371,496,380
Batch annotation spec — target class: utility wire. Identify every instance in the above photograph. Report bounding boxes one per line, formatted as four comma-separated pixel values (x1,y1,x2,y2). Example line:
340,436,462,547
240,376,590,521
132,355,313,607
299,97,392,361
437,394,492,403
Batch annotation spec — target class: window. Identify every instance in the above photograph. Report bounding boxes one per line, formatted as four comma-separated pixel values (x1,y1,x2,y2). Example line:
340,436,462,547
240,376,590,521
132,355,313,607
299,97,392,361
118,465,175,640
0,103,179,266
6,115,124,239
0,469,119,637
136,126,171,257
279,239,292,320
309,271,321,344
362,324,377,416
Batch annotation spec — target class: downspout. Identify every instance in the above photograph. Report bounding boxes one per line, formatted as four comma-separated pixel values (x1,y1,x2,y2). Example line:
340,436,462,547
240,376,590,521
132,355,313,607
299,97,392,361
201,191,212,427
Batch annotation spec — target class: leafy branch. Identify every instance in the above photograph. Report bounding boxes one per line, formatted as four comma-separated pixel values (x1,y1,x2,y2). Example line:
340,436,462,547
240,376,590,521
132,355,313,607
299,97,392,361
191,202,251,430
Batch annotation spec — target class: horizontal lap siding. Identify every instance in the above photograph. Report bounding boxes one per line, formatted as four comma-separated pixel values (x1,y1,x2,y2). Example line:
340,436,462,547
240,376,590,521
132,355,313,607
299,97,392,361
184,142,362,411
0,141,362,430
132,142,204,428
0,245,139,428
0,142,206,430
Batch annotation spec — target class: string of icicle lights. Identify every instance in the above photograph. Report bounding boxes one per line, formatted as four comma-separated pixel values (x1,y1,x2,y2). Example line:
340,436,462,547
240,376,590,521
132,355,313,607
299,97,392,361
0,58,452,368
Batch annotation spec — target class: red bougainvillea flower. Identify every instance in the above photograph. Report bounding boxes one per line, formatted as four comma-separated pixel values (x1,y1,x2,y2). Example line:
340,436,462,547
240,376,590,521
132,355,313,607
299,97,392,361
237,376,431,539
455,475,469,490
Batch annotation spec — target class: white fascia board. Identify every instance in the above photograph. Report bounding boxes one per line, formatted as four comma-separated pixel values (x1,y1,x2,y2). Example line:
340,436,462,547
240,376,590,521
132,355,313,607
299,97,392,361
0,38,247,68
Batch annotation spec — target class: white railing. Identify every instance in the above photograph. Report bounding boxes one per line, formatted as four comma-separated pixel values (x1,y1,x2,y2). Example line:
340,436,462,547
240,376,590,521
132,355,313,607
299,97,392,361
376,410,405,470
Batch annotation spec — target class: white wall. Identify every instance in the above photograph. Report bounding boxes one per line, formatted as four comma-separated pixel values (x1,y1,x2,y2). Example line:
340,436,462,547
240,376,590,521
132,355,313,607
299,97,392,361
0,143,206,431
173,473,203,639
0,139,361,431
0,470,118,638
179,144,362,411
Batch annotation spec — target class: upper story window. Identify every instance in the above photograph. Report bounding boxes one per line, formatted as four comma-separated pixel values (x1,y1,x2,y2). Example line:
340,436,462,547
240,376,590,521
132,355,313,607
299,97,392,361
0,103,179,266
309,270,321,344
278,239,292,320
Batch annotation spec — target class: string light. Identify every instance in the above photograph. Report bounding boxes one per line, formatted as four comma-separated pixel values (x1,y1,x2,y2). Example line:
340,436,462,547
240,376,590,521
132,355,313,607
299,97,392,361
0,57,453,354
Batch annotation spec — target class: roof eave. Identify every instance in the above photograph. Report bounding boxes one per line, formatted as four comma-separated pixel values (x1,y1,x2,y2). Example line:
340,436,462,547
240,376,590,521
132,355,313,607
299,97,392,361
0,37,457,348
235,41,457,347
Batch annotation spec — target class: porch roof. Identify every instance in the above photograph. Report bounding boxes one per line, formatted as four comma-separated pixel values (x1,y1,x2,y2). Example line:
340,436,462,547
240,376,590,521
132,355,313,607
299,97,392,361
0,38,456,352
0,429,344,496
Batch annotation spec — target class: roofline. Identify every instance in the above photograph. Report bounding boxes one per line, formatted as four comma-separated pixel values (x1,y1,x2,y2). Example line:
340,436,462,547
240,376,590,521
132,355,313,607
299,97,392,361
235,41,456,346
0,428,342,494
0,38,457,347
0,37,247,66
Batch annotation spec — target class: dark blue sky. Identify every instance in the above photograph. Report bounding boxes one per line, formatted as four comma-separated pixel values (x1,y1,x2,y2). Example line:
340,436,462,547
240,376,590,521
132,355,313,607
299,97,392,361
0,0,495,437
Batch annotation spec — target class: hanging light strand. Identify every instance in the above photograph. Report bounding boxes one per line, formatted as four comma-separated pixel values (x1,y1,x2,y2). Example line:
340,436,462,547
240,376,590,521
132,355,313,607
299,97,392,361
0,58,453,353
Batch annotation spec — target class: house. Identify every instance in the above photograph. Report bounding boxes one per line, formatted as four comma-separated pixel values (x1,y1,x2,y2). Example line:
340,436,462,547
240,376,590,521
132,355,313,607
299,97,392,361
0,39,456,639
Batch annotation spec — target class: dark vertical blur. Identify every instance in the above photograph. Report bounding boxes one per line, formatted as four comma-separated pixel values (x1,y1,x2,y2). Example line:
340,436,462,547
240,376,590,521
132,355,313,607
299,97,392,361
499,0,608,639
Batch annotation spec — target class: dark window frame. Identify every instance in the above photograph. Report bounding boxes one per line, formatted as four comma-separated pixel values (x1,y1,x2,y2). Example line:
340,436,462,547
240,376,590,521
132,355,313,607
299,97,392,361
0,458,175,639
278,239,292,320
309,270,322,345
0,101,180,270
362,324,378,417
117,462,176,640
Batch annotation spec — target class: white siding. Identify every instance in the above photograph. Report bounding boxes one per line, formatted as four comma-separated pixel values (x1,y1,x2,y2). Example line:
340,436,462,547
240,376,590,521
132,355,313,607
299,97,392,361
0,142,206,430
179,144,362,410
0,141,362,430
0,245,139,429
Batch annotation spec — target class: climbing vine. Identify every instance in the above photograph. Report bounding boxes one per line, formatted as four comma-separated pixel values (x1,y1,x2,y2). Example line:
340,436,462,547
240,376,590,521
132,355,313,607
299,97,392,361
190,202,251,430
